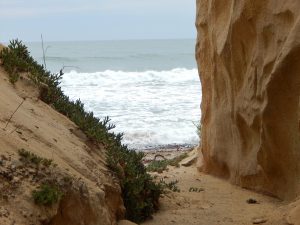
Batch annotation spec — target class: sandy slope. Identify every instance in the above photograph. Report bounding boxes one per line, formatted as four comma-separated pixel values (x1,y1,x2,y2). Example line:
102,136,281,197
143,158,298,225
0,66,123,224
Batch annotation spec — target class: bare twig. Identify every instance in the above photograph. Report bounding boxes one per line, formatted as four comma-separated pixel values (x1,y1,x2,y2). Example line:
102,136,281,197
41,34,47,69
3,98,26,130
45,46,51,55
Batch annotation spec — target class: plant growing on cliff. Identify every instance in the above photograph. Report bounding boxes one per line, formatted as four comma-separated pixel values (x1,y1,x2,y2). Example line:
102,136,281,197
18,148,53,167
0,40,163,223
106,138,162,222
32,184,62,206
193,121,201,138
0,40,26,84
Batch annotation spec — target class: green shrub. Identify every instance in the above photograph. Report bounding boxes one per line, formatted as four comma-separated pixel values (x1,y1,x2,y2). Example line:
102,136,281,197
107,147,162,222
193,121,201,138
0,39,32,84
18,148,53,167
147,160,169,173
42,158,53,167
8,72,20,84
160,179,180,192
32,184,62,206
147,153,188,173
18,148,42,165
1,40,162,223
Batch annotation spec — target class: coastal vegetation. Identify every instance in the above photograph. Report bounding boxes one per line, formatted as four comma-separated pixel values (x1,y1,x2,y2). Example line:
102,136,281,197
18,149,64,207
0,40,162,223
193,121,201,139
18,148,53,167
32,184,63,206
159,179,180,192
147,152,188,173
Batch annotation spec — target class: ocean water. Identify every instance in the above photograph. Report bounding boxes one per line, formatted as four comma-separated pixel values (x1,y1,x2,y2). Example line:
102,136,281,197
26,39,201,150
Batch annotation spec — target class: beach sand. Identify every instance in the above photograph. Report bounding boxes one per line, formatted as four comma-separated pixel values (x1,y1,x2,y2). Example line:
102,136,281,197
141,149,291,225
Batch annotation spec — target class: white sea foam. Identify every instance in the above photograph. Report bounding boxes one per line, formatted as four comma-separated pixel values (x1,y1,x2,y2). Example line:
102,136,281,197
61,68,201,149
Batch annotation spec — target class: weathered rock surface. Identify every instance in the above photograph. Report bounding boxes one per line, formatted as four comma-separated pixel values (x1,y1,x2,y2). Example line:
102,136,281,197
196,0,300,199
286,199,300,225
51,186,124,225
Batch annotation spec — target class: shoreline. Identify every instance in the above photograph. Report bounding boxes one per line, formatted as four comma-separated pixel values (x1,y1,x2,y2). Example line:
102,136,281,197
133,143,197,152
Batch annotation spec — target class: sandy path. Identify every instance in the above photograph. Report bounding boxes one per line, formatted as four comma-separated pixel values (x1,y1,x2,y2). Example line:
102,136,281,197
143,165,283,225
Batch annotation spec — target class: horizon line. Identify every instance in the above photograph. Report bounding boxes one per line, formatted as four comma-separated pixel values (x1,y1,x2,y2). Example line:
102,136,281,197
1,37,196,44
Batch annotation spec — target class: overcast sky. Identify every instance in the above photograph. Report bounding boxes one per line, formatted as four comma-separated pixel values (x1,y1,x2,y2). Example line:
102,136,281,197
0,0,196,42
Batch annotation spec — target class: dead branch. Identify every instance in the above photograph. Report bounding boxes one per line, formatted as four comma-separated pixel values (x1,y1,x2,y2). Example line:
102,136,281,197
3,98,26,130
41,34,47,69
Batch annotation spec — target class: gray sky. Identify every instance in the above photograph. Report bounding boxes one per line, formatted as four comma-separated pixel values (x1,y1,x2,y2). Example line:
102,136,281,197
0,0,196,42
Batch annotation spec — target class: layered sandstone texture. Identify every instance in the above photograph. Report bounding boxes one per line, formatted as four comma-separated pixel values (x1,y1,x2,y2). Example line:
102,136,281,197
0,64,124,225
196,0,300,199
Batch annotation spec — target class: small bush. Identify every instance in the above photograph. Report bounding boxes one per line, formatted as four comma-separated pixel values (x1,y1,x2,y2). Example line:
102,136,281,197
18,149,53,167
147,160,169,173
147,153,188,173
32,184,62,206
107,145,162,222
160,179,180,192
9,72,20,84
0,39,31,84
193,121,201,138
42,158,53,167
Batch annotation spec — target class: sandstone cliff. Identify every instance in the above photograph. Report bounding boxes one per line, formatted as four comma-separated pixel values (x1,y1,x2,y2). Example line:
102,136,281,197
196,0,300,199
0,64,124,225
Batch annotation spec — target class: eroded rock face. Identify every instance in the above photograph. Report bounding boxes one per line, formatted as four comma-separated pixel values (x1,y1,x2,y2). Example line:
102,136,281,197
196,0,300,199
50,184,124,225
